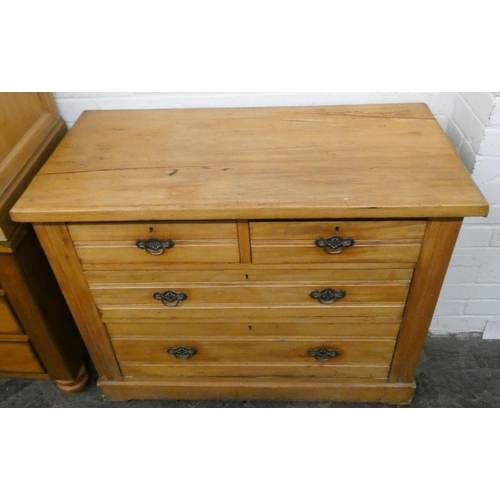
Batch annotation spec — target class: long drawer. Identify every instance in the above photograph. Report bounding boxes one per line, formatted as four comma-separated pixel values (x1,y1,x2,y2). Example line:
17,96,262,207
69,222,240,266
113,337,396,379
0,296,23,335
101,305,406,321
91,282,410,307
85,268,414,285
106,322,402,340
250,220,426,264
92,276,410,321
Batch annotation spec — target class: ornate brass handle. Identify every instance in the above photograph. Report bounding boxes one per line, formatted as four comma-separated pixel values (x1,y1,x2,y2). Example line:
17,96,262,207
136,237,175,256
167,347,198,360
315,236,355,255
153,291,188,307
308,348,341,362
310,288,347,305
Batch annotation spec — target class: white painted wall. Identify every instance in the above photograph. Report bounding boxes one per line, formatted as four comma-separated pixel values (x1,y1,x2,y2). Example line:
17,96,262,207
53,92,499,335
54,92,455,130
432,93,500,335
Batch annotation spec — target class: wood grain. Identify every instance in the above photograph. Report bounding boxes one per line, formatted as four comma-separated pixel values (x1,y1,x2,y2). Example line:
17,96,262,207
112,337,396,367
7,104,489,404
106,322,401,339
56,363,90,394
90,282,410,307
84,268,414,285
75,241,240,266
120,363,390,380
10,105,489,223
0,93,88,389
0,296,23,334
251,242,422,265
250,220,427,240
389,219,463,383
237,221,252,263
68,221,238,241
33,223,122,381
0,341,45,374
0,226,87,380
0,93,44,162
99,378,416,404
70,221,240,265
1,93,66,240
82,261,417,272
101,304,406,322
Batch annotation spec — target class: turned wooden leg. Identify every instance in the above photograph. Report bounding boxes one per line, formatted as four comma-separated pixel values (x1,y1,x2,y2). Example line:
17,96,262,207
56,363,89,394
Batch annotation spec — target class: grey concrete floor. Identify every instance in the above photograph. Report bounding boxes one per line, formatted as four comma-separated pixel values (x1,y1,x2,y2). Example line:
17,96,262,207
1,335,499,407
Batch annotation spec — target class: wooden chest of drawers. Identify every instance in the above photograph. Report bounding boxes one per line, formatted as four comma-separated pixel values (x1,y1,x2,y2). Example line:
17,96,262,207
11,104,489,403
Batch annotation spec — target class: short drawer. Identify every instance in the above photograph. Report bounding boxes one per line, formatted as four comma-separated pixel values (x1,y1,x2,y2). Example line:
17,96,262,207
250,220,426,264
0,341,45,374
0,296,23,335
113,337,396,380
68,222,240,266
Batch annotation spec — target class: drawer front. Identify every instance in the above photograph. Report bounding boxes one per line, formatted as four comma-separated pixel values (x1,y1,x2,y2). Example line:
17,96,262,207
101,304,406,321
85,268,414,285
92,282,411,307
0,296,23,335
69,222,240,266
0,341,45,374
106,322,402,340
92,271,410,320
113,337,396,379
250,221,425,264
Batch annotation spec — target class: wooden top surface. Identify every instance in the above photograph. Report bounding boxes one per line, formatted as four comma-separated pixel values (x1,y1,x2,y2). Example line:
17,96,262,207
10,104,489,222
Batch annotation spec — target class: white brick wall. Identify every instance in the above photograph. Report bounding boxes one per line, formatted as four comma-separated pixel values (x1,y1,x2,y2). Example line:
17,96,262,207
432,93,500,335
53,92,499,336
445,93,497,171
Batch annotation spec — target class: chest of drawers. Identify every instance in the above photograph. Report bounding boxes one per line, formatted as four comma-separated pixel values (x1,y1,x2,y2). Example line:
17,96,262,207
11,104,489,404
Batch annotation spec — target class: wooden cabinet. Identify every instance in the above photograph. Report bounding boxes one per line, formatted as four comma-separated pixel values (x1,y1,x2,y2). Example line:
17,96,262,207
0,92,64,241
10,104,489,403
0,93,88,391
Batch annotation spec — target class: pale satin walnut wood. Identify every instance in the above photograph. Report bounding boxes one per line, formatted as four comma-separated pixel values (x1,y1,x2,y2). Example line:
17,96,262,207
11,104,489,404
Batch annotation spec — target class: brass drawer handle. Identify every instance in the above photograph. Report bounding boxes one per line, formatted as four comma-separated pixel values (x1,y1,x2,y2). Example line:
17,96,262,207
153,291,188,307
310,288,346,305
167,347,198,360
308,348,341,362
315,236,355,255
136,237,175,256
